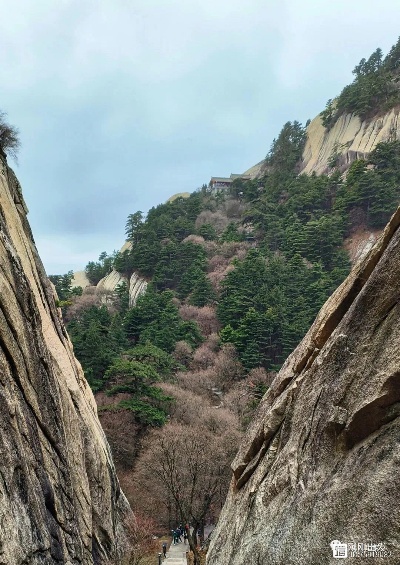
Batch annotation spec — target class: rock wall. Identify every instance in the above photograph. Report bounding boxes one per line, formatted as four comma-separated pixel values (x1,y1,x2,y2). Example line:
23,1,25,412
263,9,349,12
0,155,130,563
207,206,400,564
94,269,147,307
301,107,400,175
73,239,147,308
129,272,147,308
96,269,127,296
244,107,400,180
72,270,90,290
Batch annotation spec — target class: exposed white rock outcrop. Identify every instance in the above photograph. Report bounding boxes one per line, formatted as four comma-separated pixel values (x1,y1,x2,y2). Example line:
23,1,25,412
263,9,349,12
344,229,380,265
244,107,400,180
301,107,400,175
71,270,90,289
91,268,147,308
129,272,147,307
243,159,265,179
96,269,127,295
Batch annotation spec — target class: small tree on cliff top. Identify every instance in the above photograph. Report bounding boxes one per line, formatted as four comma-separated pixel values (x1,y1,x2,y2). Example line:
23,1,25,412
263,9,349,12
0,111,20,161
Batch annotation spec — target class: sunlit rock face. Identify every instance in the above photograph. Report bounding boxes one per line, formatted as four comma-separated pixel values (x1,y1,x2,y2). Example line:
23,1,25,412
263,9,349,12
0,155,130,564
95,269,147,307
207,207,400,565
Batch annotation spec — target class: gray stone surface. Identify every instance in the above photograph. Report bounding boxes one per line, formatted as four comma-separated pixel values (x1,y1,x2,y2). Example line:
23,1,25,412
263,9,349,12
207,207,400,565
0,155,131,563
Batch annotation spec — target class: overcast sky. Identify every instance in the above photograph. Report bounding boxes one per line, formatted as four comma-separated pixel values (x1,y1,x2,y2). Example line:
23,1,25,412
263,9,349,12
1,0,399,274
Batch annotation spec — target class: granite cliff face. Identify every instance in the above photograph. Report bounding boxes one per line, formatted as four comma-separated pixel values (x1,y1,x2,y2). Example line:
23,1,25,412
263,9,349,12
207,206,400,564
301,108,400,175
0,155,130,563
245,107,400,180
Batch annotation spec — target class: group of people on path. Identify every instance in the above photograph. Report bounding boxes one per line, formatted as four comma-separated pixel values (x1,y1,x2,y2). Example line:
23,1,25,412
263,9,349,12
172,524,188,545
161,525,188,559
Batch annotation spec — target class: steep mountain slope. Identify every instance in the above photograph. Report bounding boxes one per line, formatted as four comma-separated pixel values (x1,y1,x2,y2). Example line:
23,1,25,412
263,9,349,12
245,108,400,179
241,107,400,268
58,41,400,562
0,155,130,562
207,206,400,564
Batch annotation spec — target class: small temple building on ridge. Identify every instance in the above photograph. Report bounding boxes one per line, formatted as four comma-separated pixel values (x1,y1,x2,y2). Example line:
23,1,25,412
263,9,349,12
209,173,251,191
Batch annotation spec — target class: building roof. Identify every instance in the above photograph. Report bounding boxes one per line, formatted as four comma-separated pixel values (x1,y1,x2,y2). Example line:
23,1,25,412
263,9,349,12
210,177,233,183
230,173,251,180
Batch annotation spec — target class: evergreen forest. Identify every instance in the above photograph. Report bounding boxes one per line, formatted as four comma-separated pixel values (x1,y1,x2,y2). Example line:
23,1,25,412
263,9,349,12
321,36,400,126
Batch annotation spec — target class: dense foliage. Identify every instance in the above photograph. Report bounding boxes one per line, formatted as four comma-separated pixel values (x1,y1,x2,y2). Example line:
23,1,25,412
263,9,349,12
114,193,203,279
123,286,203,351
48,270,82,303
104,344,176,426
321,37,400,126
72,130,400,402
85,251,116,284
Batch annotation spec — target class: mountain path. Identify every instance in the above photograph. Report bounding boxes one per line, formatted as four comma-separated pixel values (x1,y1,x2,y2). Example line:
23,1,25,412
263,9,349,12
163,541,188,564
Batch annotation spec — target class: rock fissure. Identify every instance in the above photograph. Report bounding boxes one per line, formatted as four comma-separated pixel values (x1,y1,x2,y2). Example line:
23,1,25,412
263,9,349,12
0,331,66,465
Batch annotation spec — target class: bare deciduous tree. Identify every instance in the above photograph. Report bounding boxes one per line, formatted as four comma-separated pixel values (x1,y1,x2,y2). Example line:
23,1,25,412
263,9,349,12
224,367,275,424
195,210,230,234
172,340,193,367
179,305,220,337
120,514,159,565
181,234,206,246
158,383,207,426
135,421,241,565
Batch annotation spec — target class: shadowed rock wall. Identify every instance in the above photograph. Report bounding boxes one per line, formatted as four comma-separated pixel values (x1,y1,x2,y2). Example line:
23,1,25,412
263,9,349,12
207,207,400,564
0,156,130,563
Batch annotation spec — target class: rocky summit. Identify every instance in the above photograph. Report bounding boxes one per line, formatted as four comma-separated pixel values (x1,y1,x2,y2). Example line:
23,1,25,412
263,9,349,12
0,155,130,563
207,206,400,564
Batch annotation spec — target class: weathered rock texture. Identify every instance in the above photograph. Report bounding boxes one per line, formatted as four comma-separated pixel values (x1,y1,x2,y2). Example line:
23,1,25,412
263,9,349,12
71,270,90,290
244,108,400,180
207,207,400,564
95,269,147,308
0,155,130,563
96,269,127,296
128,272,147,308
301,108,400,175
